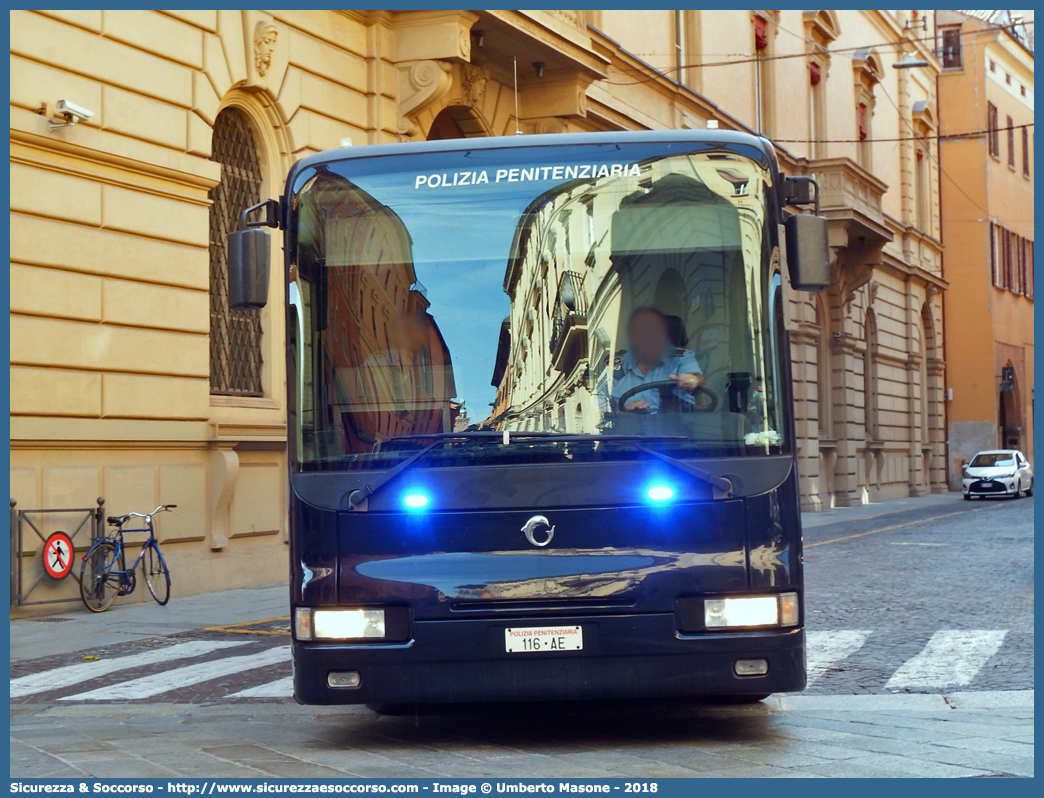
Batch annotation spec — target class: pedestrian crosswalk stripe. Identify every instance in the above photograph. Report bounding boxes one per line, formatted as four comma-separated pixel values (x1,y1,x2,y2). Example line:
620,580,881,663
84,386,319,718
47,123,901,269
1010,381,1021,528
885,630,1008,689
805,630,872,684
15,629,1022,703
228,676,294,699
59,645,291,701
10,640,248,698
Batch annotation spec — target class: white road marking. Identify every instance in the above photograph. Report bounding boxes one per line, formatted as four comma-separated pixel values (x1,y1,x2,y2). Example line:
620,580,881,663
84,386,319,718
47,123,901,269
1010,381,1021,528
60,645,291,701
228,676,294,699
885,630,1008,689
11,641,248,698
805,630,872,684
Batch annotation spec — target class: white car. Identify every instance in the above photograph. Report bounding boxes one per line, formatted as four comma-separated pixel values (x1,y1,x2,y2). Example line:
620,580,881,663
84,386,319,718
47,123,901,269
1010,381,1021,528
962,449,1034,500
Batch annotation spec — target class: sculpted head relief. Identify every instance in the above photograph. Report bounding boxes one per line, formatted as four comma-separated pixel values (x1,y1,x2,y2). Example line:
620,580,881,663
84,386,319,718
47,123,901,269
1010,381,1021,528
254,22,279,77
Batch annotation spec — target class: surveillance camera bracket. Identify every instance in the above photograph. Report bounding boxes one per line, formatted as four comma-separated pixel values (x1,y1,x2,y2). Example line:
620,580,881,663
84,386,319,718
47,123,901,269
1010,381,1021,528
42,102,84,132
48,116,79,132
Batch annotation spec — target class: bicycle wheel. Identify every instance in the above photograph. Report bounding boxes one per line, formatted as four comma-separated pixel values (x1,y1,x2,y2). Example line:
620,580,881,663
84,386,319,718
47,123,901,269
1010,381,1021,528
79,542,120,613
142,542,171,605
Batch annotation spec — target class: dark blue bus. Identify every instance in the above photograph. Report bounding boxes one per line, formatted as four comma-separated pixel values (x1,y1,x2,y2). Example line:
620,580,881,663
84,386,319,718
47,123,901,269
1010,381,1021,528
227,130,830,707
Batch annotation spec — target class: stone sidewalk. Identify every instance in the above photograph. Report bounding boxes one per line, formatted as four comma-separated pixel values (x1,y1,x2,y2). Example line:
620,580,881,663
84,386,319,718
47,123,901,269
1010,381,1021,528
800,490,961,529
9,582,289,661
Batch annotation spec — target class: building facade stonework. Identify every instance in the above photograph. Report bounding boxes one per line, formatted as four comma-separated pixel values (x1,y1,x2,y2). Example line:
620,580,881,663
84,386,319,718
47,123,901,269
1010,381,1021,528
10,10,947,605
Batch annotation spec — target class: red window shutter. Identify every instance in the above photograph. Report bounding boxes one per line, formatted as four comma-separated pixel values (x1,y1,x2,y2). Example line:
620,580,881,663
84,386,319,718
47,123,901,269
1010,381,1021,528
858,103,868,140
754,16,768,51
990,223,999,286
1006,231,1014,288
1019,237,1027,294
1005,231,1014,289
809,61,821,86
1027,240,1034,300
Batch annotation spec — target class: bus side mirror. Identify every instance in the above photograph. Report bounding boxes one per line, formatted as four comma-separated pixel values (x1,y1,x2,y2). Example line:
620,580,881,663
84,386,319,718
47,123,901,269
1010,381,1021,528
228,228,270,310
227,199,279,310
785,213,830,293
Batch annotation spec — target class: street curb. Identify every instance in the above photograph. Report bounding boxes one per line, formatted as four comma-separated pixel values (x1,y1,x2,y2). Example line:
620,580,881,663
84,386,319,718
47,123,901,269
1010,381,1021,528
768,690,1034,711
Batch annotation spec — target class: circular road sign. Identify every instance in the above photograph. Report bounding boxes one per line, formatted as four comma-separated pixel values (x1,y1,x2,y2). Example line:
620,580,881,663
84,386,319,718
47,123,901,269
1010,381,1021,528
42,531,74,580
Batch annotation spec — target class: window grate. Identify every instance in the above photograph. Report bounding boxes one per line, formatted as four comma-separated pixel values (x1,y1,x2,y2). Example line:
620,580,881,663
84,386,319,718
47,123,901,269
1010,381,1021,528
987,102,999,158
209,108,264,396
1006,116,1015,168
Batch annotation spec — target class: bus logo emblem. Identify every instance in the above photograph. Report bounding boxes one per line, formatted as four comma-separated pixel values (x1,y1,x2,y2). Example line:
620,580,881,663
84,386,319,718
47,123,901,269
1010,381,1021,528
521,515,555,548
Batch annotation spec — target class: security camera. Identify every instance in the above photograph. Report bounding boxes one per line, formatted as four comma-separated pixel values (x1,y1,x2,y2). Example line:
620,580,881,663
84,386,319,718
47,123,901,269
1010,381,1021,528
55,99,94,123
48,99,94,130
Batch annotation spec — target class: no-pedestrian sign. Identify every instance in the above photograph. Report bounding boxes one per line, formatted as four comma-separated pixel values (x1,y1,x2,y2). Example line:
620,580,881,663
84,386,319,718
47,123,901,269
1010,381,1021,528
42,531,74,580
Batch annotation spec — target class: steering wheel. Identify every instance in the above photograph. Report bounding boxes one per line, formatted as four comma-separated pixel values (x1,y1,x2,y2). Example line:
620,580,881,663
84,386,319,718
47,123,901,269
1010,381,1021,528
617,380,719,413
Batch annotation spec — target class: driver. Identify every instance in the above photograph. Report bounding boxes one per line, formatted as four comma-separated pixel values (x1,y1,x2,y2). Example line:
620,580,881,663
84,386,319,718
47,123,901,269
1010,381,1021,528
610,307,705,413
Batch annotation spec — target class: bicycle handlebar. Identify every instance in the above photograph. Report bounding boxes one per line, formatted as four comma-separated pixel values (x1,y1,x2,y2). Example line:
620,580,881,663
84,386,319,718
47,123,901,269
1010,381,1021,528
123,505,177,519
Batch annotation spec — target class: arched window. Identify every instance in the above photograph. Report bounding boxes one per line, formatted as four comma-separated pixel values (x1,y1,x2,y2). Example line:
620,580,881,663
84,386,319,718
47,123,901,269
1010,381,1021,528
920,301,940,444
916,325,928,443
864,309,878,439
209,107,264,395
427,106,487,141
815,297,832,437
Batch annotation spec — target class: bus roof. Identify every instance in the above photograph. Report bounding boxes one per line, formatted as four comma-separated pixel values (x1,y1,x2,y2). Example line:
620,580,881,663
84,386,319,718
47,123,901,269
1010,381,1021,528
291,129,777,177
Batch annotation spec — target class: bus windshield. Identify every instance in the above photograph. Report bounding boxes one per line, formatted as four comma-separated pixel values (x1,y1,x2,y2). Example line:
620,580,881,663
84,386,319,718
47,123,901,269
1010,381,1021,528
289,142,786,471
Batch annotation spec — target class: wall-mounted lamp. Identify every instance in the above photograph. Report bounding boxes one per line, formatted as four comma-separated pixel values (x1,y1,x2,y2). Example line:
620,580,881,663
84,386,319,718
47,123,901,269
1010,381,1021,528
45,99,94,131
533,61,545,78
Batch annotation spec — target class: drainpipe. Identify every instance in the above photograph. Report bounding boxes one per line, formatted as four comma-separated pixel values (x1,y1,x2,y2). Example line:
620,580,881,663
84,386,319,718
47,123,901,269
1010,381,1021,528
675,10,686,87
932,10,954,490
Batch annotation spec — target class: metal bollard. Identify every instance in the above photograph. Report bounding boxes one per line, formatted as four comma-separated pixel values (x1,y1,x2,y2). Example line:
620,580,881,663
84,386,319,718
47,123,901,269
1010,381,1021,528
95,497,105,543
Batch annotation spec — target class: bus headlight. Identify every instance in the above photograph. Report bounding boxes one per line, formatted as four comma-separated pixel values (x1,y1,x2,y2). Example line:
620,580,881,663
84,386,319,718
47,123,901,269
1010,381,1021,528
705,596,778,628
297,609,386,640
703,592,799,629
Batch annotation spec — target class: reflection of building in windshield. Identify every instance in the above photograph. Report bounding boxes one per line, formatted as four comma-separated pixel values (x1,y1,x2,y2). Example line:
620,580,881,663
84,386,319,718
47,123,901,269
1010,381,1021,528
488,153,769,439
294,174,458,458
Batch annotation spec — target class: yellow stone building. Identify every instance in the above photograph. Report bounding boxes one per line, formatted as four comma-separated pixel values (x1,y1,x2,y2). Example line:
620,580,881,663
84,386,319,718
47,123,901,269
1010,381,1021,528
936,11,1034,485
9,10,946,605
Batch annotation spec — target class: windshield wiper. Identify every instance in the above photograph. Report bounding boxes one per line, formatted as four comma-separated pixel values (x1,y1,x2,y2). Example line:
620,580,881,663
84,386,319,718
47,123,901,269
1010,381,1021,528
512,433,690,444
634,444,734,500
346,435,482,511
380,431,685,443
347,432,556,510
346,432,719,511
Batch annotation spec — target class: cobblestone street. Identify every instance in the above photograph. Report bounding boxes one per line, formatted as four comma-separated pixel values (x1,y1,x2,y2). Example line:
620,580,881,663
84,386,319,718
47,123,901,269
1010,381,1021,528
10,495,1034,778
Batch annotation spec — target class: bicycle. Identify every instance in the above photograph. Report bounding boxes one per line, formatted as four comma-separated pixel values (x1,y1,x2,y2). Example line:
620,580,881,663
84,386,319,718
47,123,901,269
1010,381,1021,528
79,505,175,612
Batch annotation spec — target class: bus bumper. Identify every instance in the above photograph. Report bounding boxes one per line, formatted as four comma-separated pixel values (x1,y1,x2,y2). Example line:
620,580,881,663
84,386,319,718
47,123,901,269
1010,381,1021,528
292,614,805,705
